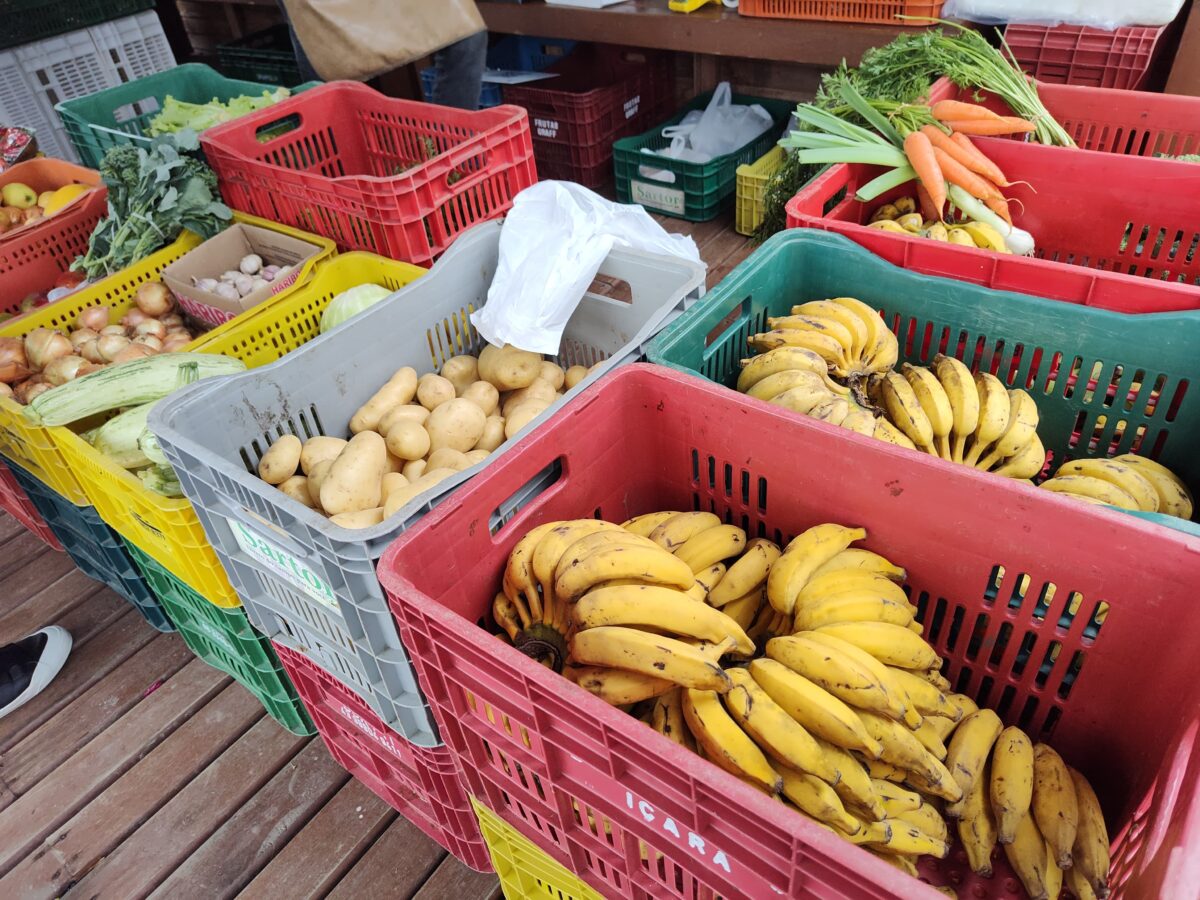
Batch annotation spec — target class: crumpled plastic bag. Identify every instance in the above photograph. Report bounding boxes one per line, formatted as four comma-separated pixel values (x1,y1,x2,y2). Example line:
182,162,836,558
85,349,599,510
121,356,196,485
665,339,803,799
470,181,702,355
643,82,774,166
943,0,1184,27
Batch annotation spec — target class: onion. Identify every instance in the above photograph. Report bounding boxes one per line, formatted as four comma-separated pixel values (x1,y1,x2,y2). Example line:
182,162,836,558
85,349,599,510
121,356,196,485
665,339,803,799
161,335,192,352
159,314,184,329
100,325,126,336
80,340,105,364
97,334,131,362
13,379,49,405
0,336,28,370
133,335,163,351
0,383,12,399
121,309,149,329
25,329,72,370
134,319,167,340
43,356,91,386
112,343,156,363
78,307,110,331
0,361,32,384
70,327,100,348
135,282,173,317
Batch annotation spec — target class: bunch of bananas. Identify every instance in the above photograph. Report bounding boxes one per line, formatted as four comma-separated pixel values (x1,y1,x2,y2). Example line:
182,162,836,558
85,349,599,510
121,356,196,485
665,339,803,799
745,296,899,382
1040,454,1194,520
869,197,1012,254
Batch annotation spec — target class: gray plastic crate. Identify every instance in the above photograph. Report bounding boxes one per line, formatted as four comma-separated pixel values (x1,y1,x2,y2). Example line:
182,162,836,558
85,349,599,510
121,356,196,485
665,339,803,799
149,219,706,747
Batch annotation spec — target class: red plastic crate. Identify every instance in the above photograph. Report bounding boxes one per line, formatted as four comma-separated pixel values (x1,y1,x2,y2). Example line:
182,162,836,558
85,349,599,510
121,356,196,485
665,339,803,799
0,158,106,313
199,82,537,265
737,0,944,24
272,642,490,872
1005,23,1168,91
785,139,1200,313
928,77,1200,158
0,458,62,551
379,364,1200,900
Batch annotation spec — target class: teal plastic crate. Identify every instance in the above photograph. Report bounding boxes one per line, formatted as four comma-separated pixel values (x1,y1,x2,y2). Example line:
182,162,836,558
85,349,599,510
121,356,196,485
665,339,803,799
125,539,315,735
55,63,316,169
216,25,303,88
646,230,1200,536
0,0,152,51
613,91,793,222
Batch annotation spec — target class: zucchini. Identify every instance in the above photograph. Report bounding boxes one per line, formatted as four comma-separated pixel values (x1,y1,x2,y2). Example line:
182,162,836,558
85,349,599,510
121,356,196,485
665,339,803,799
24,353,246,426
139,464,183,497
138,429,170,467
91,403,154,469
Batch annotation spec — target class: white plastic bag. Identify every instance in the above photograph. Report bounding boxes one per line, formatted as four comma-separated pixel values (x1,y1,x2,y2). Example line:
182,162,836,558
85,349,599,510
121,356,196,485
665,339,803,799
470,181,702,356
944,0,1184,28
643,82,774,165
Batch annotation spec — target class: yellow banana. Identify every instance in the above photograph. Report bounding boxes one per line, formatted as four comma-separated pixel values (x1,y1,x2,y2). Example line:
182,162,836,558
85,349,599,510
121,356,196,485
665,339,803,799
829,296,897,372
569,627,733,692
766,523,867,615
693,562,727,598
925,714,958,743
767,634,907,722
1040,474,1140,510
911,718,948,760
873,417,918,450
650,688,696,751
993,432,1046,480
493,593,523,641
574,585,754,656
722,588,764,631
811,548,906,584
556,530,663,579
976,389,1040,472
745,368,829,402
902,363,955,459
1054,458,1160,512
904,764,964,804
868,219,910,235
933,353,980,464
791,300,869,360
814,621,939,670
1069,767,1110,899
708,538,780,607
802,631,920,727
1005,810,1051,900
778,764,862,834
682,688,782,793
884,666,959,720
504,521,563,612
925,222,950,242
868,820,949,858
828,816,893,846
948,693,978,720
1046,837,1064,900
768,382,840,417
532,519,624,601
795,568,912,608
1067,864,1101,900
621,510,680,537
944,709,1003,817
819,738,885,820
893,196,917,216
880,370,935,452
1032,743,1078,871
964,372,1010,466
866,760,907,783
840,406,878,437
737,346,832,393
896,800,949,844
648,511,723,551
674,524,747,573
960,220,1008,252
555,542,696,603
793,595,914,631
870,202,901,222
871,779,922,814
569,665,675,705
959,764,998,877
857,710,952,791
1114,453,1193,518
808,396,851,426
991,726,1034,845
767,314,856,357
947,226,977,247
747,328,846,367
747,658,884,759
865,848,919,877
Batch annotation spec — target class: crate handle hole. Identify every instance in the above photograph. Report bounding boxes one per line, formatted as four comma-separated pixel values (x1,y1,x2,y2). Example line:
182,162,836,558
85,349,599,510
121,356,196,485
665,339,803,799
256,112,302,143
637,165,677,184
488,457,565,536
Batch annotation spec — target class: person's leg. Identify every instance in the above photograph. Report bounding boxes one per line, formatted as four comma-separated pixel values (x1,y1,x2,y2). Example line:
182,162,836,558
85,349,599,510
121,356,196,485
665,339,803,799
276,0,322,83
0,626,71,719
432,31,488,110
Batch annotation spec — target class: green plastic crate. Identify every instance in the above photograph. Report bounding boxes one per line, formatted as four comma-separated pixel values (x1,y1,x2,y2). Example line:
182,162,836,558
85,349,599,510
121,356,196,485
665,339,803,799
646,230,1200,537
217,24,303,88
0,0,152,51
124,538,315,735
613,91,793,222
55,63,317,169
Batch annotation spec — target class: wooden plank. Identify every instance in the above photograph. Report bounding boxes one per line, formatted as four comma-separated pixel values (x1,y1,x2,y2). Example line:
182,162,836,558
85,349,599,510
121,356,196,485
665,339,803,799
59,716,306,899
0,531,58,581
413,858,502,900
238,779,396,900
0,508,32,543
478,0,910,67
0,549,86,621
1166,0,1200,96
147,741,349,898
326,815,446,899
0,566,101,641
0,684,264,899
0,658,228,875
0,601,139,753
699,225,754,289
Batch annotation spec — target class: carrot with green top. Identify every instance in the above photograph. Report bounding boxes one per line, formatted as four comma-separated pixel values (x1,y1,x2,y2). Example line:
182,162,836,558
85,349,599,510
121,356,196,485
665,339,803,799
931,146,1003,202
919,125,1009,188
950,132,1010,186
948,117,1036,136
930,100,1002,122
903,131,945,221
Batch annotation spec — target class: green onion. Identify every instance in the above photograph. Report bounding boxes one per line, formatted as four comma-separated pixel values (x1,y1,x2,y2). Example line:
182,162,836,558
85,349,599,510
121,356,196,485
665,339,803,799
856,165,917,202
794,147,909,167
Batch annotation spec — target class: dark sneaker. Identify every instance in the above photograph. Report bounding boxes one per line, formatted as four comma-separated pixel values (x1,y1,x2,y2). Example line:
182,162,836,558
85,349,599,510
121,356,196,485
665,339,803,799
0,626,72,719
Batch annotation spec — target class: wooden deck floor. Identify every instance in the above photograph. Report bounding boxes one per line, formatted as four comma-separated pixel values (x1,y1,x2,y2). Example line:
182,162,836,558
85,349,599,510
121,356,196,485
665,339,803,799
0,216,754,900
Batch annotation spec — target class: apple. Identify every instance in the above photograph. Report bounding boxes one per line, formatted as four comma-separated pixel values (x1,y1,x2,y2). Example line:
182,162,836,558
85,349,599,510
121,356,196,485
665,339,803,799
1,182,36,209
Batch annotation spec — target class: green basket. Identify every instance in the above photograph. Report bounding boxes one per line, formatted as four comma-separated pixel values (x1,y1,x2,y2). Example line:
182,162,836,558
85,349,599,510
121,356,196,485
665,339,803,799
55,63,318,169
217,25,304,88
646,229,1200,537
613,91,793,222
123,538,315,735
0,0,152,51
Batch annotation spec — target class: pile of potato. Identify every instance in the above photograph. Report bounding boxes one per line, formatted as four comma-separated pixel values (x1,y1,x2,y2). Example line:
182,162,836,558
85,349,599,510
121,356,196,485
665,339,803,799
255,344,597,528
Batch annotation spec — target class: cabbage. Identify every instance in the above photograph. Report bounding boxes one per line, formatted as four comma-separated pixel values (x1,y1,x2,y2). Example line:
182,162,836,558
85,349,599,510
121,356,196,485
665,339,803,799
320,284,394,333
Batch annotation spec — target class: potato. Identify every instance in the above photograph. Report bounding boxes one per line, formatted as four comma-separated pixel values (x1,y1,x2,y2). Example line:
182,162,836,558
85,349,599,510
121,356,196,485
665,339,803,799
564,365,589,390
427,447,471,471
473,416,506,453
330,507,385,529
378,403,430,433
380,472,409,503
416,373,455,411
539,361,566,391
384,452,406,474
385,419,431,461
441,355,479,396
307,459,334,510
350,367,417,433
258,434,302,485
300,436,347,475
504,401,551,440
426,398,486,454
401,459,427,482
463,449,490,466
460,380,499,416
483,344,541,391
320,431,388,516
277,475,315,508
383,467,457,518
501,378,556,419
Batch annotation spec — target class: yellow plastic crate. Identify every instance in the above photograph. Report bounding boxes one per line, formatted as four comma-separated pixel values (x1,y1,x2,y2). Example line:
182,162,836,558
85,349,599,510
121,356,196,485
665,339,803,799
51,250,424,607
471,798,604,900
734,145,786,237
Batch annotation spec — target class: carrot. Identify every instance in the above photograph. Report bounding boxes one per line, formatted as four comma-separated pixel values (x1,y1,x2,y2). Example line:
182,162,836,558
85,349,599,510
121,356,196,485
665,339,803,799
930,100,1002,123
903,131,945,221
947,117,1037,136
951,132,1010,186
931,145,1003,202
916,183,939,223
919,125,1004,186
985,195,1013,226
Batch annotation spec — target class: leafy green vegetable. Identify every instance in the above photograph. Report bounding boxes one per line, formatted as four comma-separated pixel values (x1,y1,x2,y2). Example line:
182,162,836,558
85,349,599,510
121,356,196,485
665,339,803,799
147,90,290,136
1160,153,1200,163
72,131,232,280
320,284,393,333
